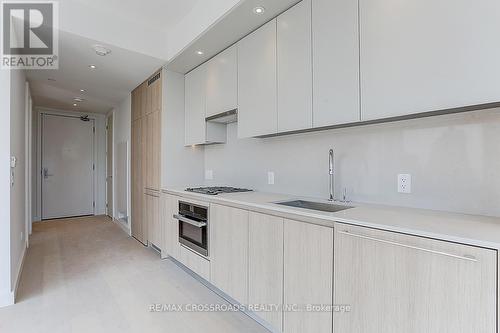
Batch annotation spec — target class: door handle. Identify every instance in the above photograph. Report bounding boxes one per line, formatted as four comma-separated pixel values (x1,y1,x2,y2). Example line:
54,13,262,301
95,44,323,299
43,168,54,179
173,214,207,228
337,230,478,262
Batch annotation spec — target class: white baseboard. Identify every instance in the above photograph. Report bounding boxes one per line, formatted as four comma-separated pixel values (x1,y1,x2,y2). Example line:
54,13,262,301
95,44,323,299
13,242,27,303
0,290,14,308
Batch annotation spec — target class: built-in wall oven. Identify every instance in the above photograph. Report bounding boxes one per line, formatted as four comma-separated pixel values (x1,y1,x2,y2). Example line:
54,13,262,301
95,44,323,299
173,201,209,257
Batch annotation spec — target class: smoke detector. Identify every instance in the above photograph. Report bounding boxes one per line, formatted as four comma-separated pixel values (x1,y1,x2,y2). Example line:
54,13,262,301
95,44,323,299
93,45,112,56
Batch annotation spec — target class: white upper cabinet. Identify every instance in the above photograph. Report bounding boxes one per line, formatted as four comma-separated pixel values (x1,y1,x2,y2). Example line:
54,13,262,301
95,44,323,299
185,63,226,146
206,45,238,117
360,0,500,120
277,0,313,133
185,65,207,145
237,19,277,138
312,0,360,127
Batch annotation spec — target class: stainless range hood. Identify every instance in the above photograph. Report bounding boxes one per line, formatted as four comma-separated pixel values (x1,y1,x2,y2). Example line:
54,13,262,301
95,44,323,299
205,109,237,124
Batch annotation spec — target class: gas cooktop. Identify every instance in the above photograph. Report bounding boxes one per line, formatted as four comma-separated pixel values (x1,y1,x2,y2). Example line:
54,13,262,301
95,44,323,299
185,186,253,195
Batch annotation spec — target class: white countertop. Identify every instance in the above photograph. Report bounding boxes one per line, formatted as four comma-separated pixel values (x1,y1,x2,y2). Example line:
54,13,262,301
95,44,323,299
163,187,500,249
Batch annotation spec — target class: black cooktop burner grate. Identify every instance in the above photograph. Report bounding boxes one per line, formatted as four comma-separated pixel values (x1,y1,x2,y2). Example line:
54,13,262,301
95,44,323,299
185,186,253,195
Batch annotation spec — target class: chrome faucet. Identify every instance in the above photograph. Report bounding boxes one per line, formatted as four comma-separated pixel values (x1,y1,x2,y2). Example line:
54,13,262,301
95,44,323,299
328,149,334,201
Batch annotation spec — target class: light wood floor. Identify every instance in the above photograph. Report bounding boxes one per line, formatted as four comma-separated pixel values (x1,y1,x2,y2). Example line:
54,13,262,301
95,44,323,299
0,216,268,333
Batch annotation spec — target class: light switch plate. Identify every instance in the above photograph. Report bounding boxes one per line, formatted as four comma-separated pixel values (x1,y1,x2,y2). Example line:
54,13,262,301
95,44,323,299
267,171,275,185
398,174,412,193
205,170,213,180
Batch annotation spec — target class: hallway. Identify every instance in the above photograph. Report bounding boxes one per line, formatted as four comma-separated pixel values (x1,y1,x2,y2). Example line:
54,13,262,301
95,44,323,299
0,217,267,333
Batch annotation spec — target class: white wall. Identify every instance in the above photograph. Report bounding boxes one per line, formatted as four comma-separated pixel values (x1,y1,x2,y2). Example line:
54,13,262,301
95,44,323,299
113,96,131,230
205,109,500,217
10,69,27,295
33,108,107,220
161,69,205,187
0,69,12,307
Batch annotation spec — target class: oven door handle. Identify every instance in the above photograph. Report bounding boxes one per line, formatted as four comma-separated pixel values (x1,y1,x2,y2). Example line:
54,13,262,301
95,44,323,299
173,214,207,228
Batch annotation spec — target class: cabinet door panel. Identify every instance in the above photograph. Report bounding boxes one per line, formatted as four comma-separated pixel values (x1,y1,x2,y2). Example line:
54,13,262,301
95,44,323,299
185,65,207,145
151,111,161,189
162,194,180,260
312,0,360,126
277,0,312,132
334,223,497,333
131,89,140,121
131,119,147,245
139,83,148,118
248,212,283,331
150,71,162,114
146,192,161,249
238,19,277,138
206,45,238,117
210,204,249,304
360,0,500,120
284,219,333,333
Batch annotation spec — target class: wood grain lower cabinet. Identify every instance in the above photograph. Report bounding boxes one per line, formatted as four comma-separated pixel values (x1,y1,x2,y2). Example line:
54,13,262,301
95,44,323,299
145,190,161,249
210,204,249,304
248,212,284,331
283,219,333,333
178,245,210,281
333,223,497,333
162,194,180,260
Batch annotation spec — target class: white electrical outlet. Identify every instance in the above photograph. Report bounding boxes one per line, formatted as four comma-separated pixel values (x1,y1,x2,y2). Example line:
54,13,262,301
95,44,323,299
267,171,275,185
205,170,213,180
398,174,412,193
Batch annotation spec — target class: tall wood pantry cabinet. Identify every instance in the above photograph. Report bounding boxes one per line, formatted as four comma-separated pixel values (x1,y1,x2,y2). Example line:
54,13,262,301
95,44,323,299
131,69,162,248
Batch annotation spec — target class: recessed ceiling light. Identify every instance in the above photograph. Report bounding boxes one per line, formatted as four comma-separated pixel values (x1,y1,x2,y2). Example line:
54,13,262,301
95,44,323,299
196,50,204,55
253,6,265,15
80,89,85,92
89,64,96,69
93,44,112,56
73,97,84,102
73,103,78,107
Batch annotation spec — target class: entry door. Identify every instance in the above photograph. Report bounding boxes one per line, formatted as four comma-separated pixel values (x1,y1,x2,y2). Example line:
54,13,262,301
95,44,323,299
42,114,95,219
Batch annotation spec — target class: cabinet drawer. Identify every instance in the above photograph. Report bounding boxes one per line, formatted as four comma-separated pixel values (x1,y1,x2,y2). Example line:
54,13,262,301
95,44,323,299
334,223,497,333
178,245,210,281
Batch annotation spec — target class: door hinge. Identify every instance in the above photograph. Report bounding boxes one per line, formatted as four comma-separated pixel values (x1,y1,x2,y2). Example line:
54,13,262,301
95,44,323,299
93,127,95,133
93,201,95,208
93,164,95,170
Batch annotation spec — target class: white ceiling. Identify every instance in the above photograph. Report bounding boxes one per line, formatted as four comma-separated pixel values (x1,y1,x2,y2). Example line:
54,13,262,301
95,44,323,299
28,0,299,114
70,0,200,32
27,31,165,114
167,0,300,73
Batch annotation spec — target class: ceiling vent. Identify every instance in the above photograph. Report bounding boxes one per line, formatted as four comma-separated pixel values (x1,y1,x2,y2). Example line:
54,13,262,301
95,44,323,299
148,72,161,86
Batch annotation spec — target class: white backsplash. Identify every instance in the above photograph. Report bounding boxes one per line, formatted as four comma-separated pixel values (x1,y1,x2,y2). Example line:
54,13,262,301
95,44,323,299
204,108,500,217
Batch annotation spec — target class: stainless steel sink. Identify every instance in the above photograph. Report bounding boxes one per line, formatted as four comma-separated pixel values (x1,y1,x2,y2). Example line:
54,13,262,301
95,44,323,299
275,200,353,213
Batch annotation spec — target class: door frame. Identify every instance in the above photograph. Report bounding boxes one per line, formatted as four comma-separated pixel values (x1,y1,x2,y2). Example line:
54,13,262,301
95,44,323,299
37,111,98,220
106,112,114,218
